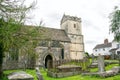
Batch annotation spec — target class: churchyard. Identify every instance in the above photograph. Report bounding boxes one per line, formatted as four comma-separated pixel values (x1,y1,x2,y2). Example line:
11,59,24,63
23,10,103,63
1,56,120,80
2,64,120,80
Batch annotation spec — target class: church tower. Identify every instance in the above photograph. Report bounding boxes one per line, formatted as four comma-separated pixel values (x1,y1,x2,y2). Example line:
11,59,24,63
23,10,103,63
61,14,84,59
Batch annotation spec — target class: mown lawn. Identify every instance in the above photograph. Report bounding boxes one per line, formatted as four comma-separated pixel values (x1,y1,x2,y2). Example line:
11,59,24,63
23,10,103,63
2,63,120,80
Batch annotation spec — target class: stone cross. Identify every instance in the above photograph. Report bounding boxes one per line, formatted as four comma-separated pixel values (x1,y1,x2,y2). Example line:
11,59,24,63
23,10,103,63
97,54,105,73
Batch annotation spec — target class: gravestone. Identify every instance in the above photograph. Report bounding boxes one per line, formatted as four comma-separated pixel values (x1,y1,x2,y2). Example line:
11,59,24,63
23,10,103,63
97,54,105,73
35,67,44,80
117,51,120,66
8,71,33,80
91,54,95,63
117,51,120,72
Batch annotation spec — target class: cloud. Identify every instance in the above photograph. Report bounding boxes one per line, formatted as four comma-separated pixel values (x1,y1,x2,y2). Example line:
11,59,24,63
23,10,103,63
27,0,119,53
85,40,98,44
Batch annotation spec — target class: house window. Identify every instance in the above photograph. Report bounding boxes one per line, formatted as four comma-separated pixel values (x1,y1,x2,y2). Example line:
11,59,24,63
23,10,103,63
117,44,120,48
95,50,97,52
103,48,105,51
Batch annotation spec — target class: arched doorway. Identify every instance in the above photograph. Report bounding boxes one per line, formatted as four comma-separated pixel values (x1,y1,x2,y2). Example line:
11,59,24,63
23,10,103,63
45,55,52,68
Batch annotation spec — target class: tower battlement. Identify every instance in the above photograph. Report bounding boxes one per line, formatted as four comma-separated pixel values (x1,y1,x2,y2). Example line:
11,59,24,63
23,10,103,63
61,14,81,24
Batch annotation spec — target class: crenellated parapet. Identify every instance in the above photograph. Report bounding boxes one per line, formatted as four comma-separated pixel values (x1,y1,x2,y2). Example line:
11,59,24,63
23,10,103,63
61,14,81,24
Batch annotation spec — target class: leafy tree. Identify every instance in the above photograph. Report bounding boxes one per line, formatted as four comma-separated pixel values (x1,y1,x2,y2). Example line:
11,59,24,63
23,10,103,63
0,0,39,77
109,6,120,42
84,52,90,58
109,6,120,67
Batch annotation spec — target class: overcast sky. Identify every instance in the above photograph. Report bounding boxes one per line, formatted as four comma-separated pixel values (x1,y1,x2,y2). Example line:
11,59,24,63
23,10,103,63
26,0,119,53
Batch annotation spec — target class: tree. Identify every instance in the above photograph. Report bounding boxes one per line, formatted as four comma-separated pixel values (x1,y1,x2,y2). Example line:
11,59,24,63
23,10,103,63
109,6,120,42
0,0,38,77
109,6,120,68
84,52,90,58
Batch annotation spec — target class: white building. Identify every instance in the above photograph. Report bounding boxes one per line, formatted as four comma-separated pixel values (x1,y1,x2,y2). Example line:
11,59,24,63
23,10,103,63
93,39,120,59
109,40,120,59
93,39,112,56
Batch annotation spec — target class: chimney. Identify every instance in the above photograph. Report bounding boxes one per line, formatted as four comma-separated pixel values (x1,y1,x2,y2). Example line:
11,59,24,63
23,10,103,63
104,39,108,44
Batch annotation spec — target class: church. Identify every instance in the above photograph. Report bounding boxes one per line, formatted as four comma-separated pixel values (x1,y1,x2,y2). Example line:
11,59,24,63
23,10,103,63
3,14,85,69
36,14,85,67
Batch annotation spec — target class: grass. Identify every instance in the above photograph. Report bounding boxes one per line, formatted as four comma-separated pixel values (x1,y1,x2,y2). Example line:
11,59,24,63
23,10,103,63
0,60,120,80
3,68,120,80
90,62,119,72
2,63,120,80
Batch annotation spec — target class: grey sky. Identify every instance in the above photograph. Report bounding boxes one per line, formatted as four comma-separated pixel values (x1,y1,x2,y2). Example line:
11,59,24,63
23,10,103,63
26,0,119,53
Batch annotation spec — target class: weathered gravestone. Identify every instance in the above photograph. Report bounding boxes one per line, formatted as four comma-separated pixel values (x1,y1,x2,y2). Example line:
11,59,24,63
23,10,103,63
82,54,119,77
8,71,34,80
36,67,44,80
97,54,105,72
91,54,95,63
117,51,120,72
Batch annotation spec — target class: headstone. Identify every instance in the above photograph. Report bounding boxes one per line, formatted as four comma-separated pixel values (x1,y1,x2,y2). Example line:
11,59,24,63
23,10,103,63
91,54,95,63
8,71,33,80
97,54,105,73
35,67,44,80
117,51,120,66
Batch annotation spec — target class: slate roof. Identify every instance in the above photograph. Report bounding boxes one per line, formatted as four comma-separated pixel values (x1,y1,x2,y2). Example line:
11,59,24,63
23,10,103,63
39,27,71,42
93,43,112,49
23,25,71,42
109,48,118,52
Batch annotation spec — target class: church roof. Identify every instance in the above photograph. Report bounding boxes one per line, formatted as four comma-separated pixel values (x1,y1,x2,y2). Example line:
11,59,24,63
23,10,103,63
22,25,70,42
93,43,112,49
39,27,71,42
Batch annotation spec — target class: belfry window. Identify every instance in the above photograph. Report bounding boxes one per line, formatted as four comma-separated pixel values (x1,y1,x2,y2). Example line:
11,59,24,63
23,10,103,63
74,24,76,28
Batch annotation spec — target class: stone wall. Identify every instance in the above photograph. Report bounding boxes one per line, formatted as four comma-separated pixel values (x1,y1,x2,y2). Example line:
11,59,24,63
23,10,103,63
52,58,90,70
61,15,85,59
2,60,35,70
61,42,70,59
36,47,62,66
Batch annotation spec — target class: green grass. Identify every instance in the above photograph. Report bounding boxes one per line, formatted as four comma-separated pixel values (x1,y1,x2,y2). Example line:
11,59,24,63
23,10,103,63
90,63,119,72
39,68,120,80
2,63,120,80
3,69,120,80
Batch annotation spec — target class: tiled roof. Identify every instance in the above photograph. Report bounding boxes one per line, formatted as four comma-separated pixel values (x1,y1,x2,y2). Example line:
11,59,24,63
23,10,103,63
93,43,112,49
22,25,71,42
109,48,118,52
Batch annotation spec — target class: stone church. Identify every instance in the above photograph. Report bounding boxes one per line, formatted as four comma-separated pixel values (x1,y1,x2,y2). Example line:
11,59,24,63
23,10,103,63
36,14,85,67
3,14,85,69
